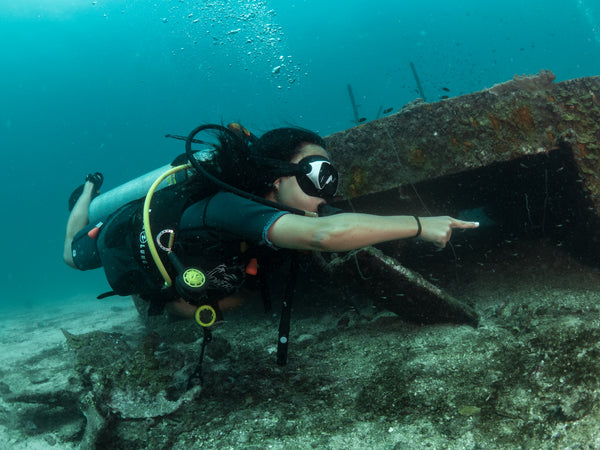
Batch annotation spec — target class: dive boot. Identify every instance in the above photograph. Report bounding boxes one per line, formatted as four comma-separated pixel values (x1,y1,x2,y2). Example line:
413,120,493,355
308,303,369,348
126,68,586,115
68,172,104,211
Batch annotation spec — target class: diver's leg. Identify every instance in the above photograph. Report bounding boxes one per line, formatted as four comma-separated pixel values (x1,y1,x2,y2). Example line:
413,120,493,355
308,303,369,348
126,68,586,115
63,181,95,268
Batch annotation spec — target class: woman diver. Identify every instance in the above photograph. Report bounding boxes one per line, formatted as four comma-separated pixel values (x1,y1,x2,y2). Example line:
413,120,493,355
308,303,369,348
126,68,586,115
63,124,479,324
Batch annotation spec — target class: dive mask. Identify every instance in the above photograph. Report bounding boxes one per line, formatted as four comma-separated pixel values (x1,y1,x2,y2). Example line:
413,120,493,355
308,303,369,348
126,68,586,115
295,155,339,200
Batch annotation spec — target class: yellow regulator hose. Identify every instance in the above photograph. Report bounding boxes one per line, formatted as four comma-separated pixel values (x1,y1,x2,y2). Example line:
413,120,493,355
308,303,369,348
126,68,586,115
143,163,191,287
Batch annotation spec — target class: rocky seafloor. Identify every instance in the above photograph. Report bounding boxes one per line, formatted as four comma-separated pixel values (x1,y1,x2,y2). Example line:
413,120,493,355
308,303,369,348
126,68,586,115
2,236,600,449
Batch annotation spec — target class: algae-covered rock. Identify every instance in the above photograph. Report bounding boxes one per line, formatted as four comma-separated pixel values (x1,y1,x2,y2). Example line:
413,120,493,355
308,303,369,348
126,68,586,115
108,386,200,419
62,329,131,371
62,329,173,395
61,327,202,429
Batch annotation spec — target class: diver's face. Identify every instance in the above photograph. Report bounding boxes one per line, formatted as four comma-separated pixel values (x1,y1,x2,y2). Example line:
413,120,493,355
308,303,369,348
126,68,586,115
271,144,330,213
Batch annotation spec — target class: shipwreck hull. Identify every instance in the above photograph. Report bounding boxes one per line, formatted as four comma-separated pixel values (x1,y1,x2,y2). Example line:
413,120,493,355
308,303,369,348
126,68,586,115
325,71,600,218
324,71,600,262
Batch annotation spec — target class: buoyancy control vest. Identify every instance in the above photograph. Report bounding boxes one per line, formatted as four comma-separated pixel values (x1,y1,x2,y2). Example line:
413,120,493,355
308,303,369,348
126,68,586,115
97,178,213,306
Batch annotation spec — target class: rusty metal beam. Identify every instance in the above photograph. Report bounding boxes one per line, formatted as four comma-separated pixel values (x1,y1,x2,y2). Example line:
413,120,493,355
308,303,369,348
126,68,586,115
320,246,479,326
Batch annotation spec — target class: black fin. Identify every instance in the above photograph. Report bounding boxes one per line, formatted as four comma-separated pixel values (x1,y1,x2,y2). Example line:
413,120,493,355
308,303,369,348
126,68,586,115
67,173,103,212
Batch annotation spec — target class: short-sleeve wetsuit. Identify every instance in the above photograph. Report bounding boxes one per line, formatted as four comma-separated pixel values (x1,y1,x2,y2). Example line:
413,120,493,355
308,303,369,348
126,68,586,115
175,192,288,299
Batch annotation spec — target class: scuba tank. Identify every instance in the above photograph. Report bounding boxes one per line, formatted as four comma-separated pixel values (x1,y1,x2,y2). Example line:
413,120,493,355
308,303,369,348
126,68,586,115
88,163,173,223
88,150,211,224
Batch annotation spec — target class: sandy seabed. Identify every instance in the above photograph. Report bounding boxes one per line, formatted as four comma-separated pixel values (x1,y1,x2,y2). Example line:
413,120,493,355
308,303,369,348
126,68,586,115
0,297,142,449
2,238,600,449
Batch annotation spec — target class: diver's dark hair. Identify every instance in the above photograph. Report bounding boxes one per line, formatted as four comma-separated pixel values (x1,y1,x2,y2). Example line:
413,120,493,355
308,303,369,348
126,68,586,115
256,127,326,162
210,125,326,196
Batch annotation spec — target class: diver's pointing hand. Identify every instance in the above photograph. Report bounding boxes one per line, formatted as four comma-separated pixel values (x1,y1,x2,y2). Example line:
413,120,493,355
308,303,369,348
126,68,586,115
450,218,480,229
418,216,479,248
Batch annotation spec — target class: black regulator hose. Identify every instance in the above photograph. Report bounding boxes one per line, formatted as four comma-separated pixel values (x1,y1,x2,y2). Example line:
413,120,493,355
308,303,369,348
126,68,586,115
184,124,312,217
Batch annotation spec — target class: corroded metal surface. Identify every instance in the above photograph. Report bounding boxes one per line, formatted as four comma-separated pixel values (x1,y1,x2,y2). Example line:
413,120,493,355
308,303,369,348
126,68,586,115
325,71,600,215
322,246,479,326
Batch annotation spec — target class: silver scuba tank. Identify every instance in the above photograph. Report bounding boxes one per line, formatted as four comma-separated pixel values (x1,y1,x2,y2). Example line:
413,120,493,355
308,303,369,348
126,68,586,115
88,152,211,223
88,164,172,223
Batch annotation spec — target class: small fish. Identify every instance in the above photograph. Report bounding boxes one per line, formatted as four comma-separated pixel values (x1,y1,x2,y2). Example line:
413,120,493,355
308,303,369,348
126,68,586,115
440,95,449,99
358,117,367,123
442,87,450,92
383,107,394,114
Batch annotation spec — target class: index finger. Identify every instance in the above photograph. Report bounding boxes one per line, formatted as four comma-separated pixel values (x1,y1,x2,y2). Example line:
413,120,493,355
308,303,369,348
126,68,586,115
450,219,480,229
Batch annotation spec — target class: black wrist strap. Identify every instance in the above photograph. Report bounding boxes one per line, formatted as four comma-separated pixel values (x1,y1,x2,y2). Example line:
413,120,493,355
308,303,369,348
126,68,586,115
414,216,422,238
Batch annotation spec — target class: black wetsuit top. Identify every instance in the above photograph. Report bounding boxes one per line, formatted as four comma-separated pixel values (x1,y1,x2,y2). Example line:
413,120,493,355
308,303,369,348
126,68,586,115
73,190,287,309
175,192,287,300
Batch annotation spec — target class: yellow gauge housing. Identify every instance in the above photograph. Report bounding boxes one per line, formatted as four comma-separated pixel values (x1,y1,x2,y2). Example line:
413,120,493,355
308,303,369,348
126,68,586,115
195,305,217,327
183,268,206,288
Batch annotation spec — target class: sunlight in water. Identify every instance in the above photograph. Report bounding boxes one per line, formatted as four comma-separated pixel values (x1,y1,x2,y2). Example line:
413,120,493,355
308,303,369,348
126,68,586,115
1,0,97,19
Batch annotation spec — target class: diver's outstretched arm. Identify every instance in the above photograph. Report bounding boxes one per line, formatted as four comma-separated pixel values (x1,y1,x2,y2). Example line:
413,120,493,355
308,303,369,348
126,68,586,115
268,213,479,252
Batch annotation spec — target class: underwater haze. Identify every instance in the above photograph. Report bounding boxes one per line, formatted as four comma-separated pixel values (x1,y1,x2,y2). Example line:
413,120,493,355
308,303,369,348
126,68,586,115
1,0,600,312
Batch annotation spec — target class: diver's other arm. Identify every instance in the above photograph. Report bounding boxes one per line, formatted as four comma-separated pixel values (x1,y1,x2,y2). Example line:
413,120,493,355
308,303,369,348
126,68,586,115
165,298,197,319
165,291,253,319
268,213,479,251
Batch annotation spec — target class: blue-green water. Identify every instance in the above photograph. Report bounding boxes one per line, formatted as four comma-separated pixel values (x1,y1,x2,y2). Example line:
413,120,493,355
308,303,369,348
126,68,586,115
1,0,599,311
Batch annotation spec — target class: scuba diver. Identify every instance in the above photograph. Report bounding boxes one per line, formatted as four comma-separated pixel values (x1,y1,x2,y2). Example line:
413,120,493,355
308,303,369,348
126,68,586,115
63,123,478,368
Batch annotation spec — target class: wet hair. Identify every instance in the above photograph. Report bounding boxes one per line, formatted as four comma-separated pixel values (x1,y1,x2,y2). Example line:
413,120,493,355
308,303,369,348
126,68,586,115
209,125,326,196
256,127,326,162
